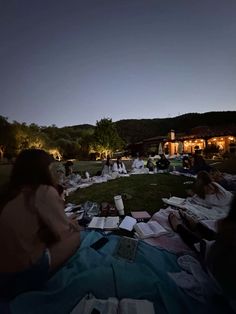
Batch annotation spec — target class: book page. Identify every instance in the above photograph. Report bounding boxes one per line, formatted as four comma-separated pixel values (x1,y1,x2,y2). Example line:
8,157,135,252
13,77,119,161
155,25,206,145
104,216,120,230
148,221,168,237
162,196,186,208
119,299,155,314
71,294,118,314
87,217,105,229
134,222,155,239
119,216,137,231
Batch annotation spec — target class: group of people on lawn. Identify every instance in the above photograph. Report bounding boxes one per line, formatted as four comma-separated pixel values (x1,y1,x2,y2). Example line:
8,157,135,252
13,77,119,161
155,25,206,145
0,148,235,311
102,153,171,177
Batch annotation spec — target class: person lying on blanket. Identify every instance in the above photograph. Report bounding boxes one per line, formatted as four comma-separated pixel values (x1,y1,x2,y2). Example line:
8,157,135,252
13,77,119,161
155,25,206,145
0,149,80,300
186,170,233,211
168,194,236,303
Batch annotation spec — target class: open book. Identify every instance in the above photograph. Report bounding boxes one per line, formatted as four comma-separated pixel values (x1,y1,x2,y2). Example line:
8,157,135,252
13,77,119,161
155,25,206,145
119,216,137,231
87,216,120,230
134,220,168,239
71,293,155,314
162,196,186,208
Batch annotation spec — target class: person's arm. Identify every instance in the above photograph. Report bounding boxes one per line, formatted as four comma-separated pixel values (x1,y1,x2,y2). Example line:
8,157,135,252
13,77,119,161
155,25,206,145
101,165,107,176
131,160,136,169
35,185,79,242
122,162,127,173
112,162,118,172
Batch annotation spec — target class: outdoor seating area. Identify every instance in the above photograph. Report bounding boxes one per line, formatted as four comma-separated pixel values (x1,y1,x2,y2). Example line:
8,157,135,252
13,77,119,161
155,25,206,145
1,1,236,312
0,151,236,314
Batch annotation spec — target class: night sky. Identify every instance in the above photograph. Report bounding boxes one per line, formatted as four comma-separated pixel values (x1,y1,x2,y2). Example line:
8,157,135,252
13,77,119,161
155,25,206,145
0,0,236,127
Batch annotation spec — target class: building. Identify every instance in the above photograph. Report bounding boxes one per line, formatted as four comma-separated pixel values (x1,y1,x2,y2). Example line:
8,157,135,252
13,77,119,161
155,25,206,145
127,125,236,157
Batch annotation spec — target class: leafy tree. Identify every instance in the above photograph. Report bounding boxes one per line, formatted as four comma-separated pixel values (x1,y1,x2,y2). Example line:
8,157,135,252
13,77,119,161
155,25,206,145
55,138,81,159
90,118,125,158
0,116,14,159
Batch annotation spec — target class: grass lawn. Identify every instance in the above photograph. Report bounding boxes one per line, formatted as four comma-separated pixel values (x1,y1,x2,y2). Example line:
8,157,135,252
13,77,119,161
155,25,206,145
0,156,235,215
68,173,189,214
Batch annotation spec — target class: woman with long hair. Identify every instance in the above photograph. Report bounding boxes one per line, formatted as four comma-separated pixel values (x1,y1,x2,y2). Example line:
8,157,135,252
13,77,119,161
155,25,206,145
191,171,233,210
112,156,127,174
101,156,113,176
0,149,80,299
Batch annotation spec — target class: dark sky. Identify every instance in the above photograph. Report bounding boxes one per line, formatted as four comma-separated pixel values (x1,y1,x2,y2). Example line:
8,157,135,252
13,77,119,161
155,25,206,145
0,0,236,127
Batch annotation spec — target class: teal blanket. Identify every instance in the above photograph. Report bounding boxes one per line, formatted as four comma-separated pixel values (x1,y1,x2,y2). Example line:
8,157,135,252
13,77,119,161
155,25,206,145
10,231,229,314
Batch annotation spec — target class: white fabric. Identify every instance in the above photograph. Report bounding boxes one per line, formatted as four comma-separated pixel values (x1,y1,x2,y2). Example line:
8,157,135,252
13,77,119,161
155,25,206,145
130,168,149,174
168,255,222,303
190,182,233,209
102,164,112,176
112,162,127,174
132,158,144,169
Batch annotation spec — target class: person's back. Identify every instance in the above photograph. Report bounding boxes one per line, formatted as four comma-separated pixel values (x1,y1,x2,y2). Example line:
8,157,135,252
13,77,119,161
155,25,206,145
0,149,80,299
192,153,211,174
0,185,67,272
156,154,170,170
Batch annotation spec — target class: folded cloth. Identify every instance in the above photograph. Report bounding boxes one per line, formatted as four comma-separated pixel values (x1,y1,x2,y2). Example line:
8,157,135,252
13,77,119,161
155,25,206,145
168,255,222,303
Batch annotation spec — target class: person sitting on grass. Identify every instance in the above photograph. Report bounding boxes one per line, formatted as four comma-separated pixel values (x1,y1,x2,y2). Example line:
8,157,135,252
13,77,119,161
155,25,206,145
112,156,127,174
64,160,74,177
168,194,236,306
187,170,233,211
132,154,145,170
102,156,113,177
191,150,212,174
0,149,80,300
156,154,170,171
146,157,155,172
182,154,192,170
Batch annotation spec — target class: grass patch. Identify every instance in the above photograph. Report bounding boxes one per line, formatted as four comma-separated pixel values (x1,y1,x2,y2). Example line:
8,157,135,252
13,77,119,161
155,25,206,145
68,174,188,214
210,157,236,174
1,157,235,214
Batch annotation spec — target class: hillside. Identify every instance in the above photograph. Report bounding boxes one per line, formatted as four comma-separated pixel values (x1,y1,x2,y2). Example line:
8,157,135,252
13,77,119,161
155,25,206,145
62,111,236,144
114,111,236,143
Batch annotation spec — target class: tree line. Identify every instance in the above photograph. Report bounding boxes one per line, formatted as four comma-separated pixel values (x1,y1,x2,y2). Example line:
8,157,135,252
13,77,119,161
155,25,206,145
0,117,124,160
1,111,236,160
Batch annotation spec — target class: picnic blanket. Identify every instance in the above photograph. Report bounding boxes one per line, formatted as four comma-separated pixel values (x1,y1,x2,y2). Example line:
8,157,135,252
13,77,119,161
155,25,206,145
9,231,231,314
143,207,195,254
